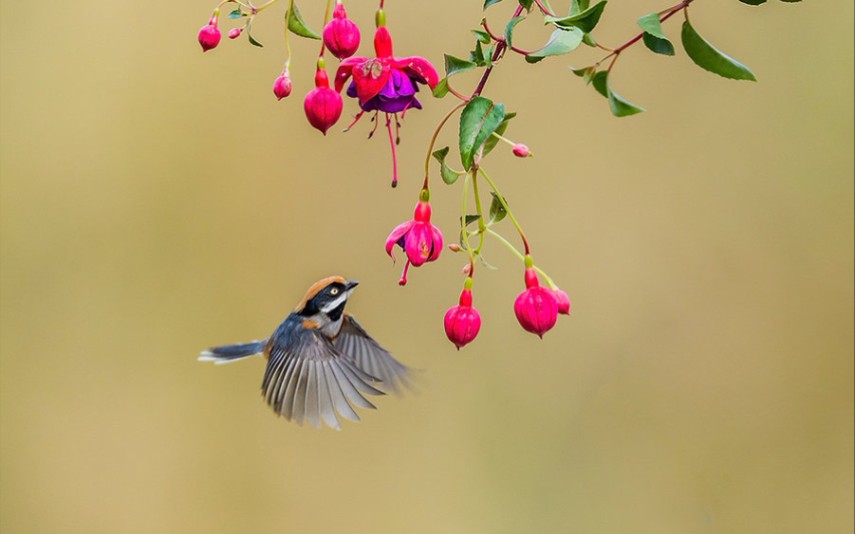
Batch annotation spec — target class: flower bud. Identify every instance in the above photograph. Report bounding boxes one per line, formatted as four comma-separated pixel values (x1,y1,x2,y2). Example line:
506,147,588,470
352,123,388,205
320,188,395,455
304,67,343,134
228,28,242,39
448,244,462,252
512,143,531,158
273,73,292,100
198,16,221,52
552,288,571,315
323,2,361,60
514,267,559,338
444,287,481,349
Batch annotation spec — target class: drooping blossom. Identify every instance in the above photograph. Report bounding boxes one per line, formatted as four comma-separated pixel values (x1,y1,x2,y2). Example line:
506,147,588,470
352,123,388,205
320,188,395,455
385,194,443,286
304,64,343,134
273,72,292,100
323,2,361,60
198,13,222,52
514,261,559,338
334,16,439,186
444,281,481,349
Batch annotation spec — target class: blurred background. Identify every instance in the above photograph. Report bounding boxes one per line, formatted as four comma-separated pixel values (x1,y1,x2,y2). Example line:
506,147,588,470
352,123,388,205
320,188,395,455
1,0,852,532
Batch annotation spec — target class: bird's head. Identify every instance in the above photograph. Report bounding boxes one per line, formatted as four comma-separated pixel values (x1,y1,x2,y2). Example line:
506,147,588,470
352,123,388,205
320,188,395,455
295,276,359,332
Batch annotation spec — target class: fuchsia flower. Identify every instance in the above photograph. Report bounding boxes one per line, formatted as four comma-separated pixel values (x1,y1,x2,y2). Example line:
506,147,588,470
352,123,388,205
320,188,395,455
323,2,361,60
333,14,439,187
228,28,242,40
385,196,443,286
273,72,292,100
552,288,571,315
514,263,559,338
304,65,343,134
444,282,481,349
334,25,438,114
198,14,222,52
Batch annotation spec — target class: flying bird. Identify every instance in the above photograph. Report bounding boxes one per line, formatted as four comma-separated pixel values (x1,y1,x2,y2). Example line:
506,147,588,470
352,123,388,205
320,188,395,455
199,277,410,429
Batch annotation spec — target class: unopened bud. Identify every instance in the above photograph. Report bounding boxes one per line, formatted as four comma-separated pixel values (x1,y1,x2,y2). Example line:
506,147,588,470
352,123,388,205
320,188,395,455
228,28,242,39
323,2,361,59
512,143,531,158
273,73,292,100
448,244,462,252
198,22,222,52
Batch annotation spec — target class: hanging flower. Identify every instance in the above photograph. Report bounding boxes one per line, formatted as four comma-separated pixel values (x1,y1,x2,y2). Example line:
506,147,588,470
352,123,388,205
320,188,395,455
444,281,481,349
323,2,361,60
333,13,438,187
304,64,343,134
514,262,559,338
385,193,443,286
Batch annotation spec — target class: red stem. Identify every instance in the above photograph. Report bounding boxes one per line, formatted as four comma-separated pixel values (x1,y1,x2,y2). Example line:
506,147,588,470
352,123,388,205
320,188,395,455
472,4,526,98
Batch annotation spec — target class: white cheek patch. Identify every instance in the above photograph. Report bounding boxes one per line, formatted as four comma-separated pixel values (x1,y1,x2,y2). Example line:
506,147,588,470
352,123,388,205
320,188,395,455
320,289,353,314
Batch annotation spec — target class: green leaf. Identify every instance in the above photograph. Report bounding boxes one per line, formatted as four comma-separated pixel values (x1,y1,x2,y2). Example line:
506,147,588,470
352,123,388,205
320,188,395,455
444,54,477,77
471,41,485,65
588,71,644,116
637,13,666,39
642,33,675,55
472,29,491,44
570,0,591,15
519,0,534,10
432,78,450,98
570,65,596,83
680,21,756,81
738,0,767,4
228,9,244,19
286,2,321,40
607,86,644,117
482,112,516,157
545,1,607,34
459,97,506,170
484,0,504,9
525,27,584,63
505,16,524,48
247,27,263,47
432,147,464,185
464,214,482,226
591,71,608,97
488,192,507,224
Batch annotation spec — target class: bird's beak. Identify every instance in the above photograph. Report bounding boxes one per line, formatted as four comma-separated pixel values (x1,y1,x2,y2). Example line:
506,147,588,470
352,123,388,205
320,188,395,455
345,280,359,291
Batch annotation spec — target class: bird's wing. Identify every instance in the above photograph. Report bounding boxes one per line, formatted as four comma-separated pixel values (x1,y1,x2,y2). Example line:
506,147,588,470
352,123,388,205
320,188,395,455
333,314,412,395
261,327,383,430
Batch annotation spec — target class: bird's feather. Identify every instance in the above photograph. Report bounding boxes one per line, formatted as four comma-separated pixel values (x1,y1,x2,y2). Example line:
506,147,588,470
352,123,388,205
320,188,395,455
334,315,412,395
261,321,383,430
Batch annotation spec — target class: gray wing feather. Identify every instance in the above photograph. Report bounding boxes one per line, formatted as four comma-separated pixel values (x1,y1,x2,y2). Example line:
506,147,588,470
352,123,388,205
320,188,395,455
261,326,383,429
334,315,411,395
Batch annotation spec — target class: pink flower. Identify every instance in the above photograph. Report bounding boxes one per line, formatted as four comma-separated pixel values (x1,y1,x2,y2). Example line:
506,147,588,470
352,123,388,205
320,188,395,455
323,2,361,60
273,72,292,100
304,66,343,134
228,28,242,40
552,288,571,315
334,25,438,114
198,15,222,52
444,285,481,349
385,197,443,286
514,266,559,338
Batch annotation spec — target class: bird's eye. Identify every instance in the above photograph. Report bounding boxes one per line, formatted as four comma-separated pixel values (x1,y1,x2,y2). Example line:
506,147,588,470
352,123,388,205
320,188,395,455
330,287,340,295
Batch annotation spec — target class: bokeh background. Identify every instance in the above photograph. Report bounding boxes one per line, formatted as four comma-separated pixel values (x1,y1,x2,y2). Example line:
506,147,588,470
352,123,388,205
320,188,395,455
1,0,852,532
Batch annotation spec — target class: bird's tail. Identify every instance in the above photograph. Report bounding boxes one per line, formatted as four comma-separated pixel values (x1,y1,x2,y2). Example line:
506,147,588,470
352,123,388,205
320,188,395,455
198,340,267,364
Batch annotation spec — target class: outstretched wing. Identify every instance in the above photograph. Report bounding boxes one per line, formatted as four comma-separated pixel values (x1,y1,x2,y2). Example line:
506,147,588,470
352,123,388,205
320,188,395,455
334,314,412,395
261,326,383,430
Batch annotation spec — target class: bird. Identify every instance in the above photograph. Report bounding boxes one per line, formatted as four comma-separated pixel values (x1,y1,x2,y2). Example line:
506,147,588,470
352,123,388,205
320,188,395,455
199,276,411,430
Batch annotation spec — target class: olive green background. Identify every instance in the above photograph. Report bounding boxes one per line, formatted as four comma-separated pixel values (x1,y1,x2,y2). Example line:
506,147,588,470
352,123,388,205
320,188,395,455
1,1,852,533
